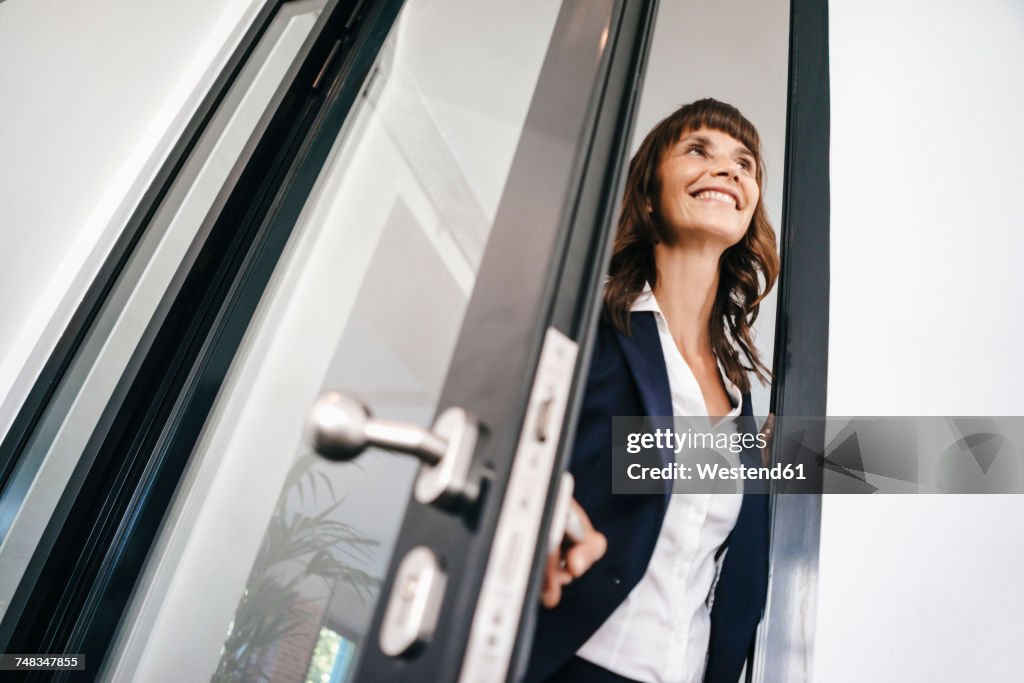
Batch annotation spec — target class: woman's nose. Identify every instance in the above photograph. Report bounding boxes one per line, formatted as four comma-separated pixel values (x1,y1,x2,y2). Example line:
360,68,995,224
711,161,739,180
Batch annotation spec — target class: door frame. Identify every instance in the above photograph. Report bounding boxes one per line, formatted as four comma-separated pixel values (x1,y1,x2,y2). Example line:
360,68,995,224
750,0,831,680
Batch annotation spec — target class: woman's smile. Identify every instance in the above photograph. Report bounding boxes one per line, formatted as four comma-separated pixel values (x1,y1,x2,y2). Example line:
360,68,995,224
690,187,741,210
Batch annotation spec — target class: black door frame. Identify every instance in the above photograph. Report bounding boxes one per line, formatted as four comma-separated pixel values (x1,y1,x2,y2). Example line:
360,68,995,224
751,0,830,680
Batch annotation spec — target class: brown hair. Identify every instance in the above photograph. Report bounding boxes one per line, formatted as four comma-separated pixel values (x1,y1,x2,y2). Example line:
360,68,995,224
604,98,780,393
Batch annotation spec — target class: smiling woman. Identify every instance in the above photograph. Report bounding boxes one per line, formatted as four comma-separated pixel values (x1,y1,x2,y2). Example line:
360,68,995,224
605,99,779,397
525,99,779,683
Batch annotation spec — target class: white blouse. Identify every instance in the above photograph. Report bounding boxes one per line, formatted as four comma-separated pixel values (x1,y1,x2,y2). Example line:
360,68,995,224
575,283,744,683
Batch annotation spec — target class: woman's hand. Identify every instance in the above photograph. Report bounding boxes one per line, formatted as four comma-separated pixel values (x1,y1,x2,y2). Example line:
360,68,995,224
541,499,607,608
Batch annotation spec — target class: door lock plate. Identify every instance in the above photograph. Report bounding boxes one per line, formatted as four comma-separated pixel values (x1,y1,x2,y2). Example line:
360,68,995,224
458,327,578,682
379,546,447,657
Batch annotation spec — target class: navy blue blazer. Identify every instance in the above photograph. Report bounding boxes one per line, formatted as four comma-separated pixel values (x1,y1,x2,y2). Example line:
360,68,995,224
522,312,770,683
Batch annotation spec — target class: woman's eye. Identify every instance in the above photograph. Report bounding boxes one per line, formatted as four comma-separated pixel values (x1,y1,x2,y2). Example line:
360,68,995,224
686,145,705,157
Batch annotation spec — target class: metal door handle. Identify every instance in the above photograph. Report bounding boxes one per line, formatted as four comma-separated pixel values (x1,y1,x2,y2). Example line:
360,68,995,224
307,391,481,507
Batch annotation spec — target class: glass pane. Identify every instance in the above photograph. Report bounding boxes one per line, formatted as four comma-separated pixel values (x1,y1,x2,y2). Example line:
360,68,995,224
0,0,325,623
105,2,564,682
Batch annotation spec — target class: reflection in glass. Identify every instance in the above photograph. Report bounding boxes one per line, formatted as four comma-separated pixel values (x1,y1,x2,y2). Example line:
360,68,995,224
212,455,376,682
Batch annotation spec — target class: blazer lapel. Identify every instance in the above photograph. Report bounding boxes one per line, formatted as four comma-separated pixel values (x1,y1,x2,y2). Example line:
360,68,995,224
613,312,675,506
612,311,673,418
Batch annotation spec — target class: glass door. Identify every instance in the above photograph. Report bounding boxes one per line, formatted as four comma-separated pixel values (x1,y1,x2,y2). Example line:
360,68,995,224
93,1,655,682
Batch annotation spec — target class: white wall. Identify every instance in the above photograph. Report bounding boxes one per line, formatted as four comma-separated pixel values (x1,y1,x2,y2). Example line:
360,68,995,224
0,0,264,436
631,0,791,417
819,1,1024,680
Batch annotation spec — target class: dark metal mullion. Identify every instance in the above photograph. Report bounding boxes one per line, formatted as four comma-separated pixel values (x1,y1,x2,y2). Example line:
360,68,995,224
772,0,830,428
0,0,288,497
751,0,830,680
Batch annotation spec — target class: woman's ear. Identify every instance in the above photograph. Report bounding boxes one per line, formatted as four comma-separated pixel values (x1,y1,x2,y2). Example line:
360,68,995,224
644,198,653,214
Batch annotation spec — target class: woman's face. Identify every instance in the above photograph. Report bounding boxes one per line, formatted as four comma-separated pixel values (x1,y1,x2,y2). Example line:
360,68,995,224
652,126,759,247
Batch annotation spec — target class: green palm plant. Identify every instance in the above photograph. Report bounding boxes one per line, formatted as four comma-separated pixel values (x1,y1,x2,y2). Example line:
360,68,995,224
213,454,380,682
